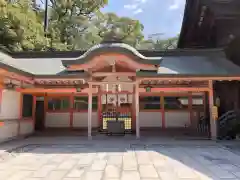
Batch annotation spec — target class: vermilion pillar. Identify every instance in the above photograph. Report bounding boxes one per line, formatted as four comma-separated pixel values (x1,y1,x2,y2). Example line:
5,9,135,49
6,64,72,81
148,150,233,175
88,84,93,139
209,80,217,140
70,93,74,128
135,83,140,139
160,93,165,128
32,95,36,125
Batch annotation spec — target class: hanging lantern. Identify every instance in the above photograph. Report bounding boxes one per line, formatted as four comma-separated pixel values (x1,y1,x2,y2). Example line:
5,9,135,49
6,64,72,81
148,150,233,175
106,84,109,92
118,84,121,92
145,86,152,92
112,84,116,93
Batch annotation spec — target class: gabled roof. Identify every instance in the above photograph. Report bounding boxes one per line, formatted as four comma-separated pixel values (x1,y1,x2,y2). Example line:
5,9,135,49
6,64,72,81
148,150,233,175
61,43,163,67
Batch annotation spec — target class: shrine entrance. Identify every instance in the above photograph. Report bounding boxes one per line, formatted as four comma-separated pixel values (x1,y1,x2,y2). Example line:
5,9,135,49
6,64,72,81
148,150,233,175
99,82,135,134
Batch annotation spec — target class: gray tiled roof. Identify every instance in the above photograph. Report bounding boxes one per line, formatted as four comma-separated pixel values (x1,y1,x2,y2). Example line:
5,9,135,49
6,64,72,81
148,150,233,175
1,45,240,77
137,54,240,77
0,55,65,75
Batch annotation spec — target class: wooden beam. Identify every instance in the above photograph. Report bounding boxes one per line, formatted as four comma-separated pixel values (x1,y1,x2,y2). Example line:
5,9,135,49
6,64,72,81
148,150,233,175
89,81,137,85
92,72,136,77
17,88,77,93
5,72,34,84
141,77,240,81
67,53,158,71
139,87,210,92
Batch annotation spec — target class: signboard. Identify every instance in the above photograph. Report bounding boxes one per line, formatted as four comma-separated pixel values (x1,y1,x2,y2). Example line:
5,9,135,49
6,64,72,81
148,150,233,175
212,106,218,120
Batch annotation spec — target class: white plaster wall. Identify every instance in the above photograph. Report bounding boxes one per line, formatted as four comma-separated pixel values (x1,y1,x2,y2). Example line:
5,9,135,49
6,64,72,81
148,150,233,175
165,112,190,128
139,112,162,127
0,121,18,143
20,121,34,135
73,112,98,128
0,90,20,119
45,113,70,127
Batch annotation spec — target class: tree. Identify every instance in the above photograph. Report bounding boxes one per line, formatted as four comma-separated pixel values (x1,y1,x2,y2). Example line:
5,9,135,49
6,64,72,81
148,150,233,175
0,0,179,52
138,35,179,50
0,0,49,51
153,36,179,50
47,0,108,50
96,13,144,47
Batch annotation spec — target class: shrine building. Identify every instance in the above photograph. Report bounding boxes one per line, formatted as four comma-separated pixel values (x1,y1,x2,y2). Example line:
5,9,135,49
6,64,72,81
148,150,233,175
0,43,240,142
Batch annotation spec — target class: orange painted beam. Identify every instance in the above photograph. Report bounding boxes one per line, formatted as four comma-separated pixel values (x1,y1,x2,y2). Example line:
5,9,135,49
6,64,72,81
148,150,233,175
17,88,77,93
139,87,210,92
92,72,136,77
141,76,240,81
5,72,34,84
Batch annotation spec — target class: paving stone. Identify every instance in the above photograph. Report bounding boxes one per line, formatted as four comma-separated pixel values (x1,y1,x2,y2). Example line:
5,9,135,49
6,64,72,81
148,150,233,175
121,171,140,180
104,165,120,178
174,167,198,179
123,160,138,171
44,170,68,180
32,165,57,178
207,165,236,179
157,171,179,180
0,169,18,179
57,160,77,170
136,151,151,164
139,165,159,178
7,170,33,180
107,155,122,165
91,159,107,170
78,155,94,165
66,168,85,178
83,171,103,180
4,138,240,180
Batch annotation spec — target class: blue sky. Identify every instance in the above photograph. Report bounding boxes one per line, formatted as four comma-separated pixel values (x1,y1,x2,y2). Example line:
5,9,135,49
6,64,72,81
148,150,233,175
102,0,186,38
38,0,185,39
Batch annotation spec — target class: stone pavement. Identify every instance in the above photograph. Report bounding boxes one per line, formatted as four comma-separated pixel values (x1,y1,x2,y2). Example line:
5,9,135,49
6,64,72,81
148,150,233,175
0,137,240,180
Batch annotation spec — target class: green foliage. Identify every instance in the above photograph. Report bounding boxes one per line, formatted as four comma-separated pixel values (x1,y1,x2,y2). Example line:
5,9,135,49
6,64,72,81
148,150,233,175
0,0,179,52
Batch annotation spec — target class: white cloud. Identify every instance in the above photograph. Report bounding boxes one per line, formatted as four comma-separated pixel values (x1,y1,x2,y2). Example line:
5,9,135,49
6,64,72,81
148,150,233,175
133,9,143,14
134,0,147,3
124,4,138,10
169,0,184,10
124,0,148,15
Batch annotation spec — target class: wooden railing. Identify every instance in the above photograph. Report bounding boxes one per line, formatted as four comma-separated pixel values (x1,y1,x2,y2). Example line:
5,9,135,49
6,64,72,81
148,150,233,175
217,110,239,139
197,116,210,134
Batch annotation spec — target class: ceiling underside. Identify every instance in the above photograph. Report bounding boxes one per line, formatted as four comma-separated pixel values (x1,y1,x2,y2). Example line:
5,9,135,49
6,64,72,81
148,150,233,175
178,0,240,48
